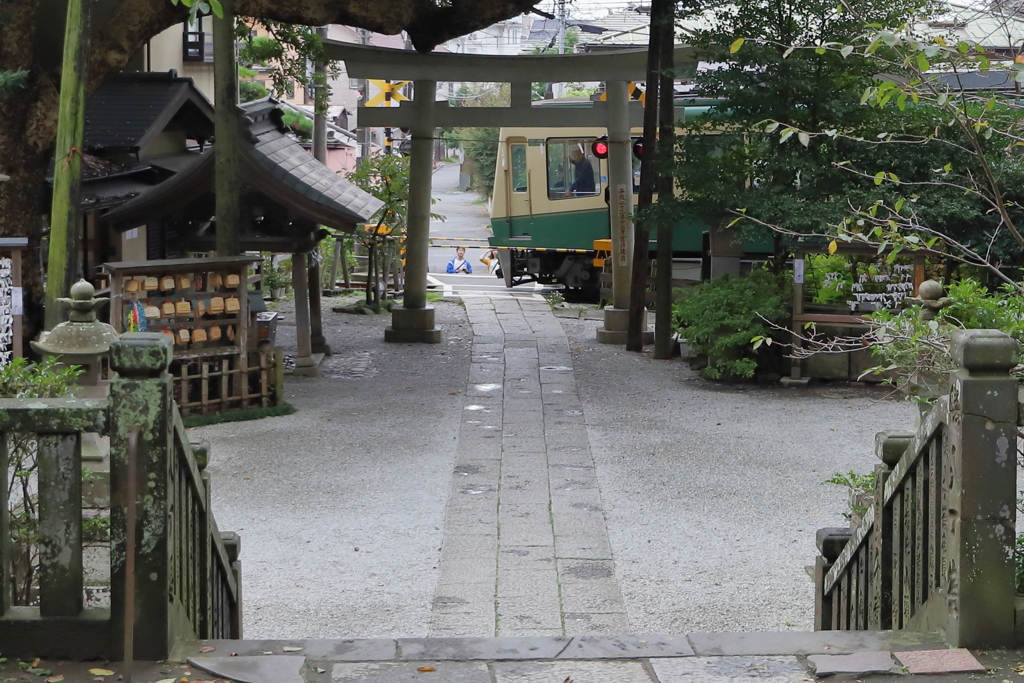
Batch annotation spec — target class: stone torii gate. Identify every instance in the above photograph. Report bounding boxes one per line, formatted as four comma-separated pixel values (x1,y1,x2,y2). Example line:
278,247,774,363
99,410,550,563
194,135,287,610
323,42,695,344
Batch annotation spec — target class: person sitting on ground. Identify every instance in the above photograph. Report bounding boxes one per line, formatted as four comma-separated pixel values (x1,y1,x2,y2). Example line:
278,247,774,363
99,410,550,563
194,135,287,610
446,246,472,274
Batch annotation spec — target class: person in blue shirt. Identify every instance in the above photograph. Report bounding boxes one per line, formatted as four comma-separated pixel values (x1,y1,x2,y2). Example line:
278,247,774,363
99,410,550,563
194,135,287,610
446,246,472,274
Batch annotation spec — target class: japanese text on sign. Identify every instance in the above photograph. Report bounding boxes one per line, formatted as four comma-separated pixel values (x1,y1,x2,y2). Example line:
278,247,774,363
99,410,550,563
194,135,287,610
615,184,629,267
0,258,14,365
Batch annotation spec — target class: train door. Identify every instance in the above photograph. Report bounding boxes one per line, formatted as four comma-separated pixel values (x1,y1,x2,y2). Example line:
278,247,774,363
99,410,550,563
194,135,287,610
505,138,532,238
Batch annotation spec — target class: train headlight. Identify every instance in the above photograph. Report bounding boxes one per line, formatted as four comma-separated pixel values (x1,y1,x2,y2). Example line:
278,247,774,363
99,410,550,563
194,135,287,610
591,137,609,159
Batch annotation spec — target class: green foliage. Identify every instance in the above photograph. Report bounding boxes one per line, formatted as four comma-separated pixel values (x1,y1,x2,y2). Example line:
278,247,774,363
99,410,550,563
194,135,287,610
0,357,83,399
182,402,296,428
461,127,500,195
0,70,29,98
803,254,854,305
238,66,268,103
825,469,876,521
672,268,791,379
672,0,950,264
261,259,290,290
864,278,1024,396
281,110,312,140
443,84,507,195
236,21,340,114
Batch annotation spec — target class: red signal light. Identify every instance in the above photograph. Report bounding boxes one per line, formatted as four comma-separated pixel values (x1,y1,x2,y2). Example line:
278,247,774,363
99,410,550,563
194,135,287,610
632,138,646,159
591,137,609,159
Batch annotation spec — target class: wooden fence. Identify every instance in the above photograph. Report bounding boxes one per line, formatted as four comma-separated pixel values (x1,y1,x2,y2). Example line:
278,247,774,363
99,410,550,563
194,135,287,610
814,329,1018,648
173,348,283,415
0,333,241,660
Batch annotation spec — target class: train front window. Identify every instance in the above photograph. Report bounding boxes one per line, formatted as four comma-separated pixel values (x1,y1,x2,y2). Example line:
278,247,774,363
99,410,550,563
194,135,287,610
510,144,527,193
546,138,599,199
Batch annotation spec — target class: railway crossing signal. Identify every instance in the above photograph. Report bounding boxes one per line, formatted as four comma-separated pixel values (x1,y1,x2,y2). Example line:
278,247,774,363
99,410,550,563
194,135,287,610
632,138,647,159
591,137,609,159
365,79,410,108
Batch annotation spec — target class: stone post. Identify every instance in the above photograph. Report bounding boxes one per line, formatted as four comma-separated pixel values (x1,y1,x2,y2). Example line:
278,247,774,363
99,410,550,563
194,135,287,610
385,79,441,343
943,329,1018,648
108,333,175,661
814,527,851,630
598,80,649,345
868,431,911,630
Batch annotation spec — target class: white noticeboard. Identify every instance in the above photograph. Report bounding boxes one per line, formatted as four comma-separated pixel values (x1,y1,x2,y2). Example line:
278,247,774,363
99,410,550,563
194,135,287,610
0,258,14,365
793,258,805,284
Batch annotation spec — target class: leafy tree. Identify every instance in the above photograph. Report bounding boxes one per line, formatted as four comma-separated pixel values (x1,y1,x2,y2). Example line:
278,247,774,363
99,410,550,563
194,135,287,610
670,0,931,267
445,83,509,194
238,66,268,102
346,154,411,309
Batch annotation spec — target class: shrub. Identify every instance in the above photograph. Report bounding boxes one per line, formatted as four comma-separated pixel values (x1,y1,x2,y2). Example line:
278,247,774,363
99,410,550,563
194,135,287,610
672,267,791,380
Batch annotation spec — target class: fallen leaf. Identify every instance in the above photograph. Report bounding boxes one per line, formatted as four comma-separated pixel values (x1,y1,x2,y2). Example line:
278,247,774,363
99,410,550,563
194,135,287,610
282,646,303,652
564,677,573,683
417,667,436,672
262,652,272,655
312,668,326,674
154,678,177,683
32,659,41,669
199,647,216,653
230,653,239,657
45,677,63,683
89,670,115,677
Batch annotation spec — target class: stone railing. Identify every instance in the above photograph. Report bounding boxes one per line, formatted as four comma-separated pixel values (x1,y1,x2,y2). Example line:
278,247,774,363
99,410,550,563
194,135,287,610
814,329,1018,649
0,333,241,660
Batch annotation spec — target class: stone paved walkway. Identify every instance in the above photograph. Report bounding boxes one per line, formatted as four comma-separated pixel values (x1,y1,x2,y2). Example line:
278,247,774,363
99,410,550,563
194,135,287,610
430,296,627,638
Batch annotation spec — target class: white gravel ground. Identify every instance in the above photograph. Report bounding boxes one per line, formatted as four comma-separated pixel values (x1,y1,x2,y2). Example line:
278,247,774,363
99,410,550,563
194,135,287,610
196,295,917,638
559,314,917,633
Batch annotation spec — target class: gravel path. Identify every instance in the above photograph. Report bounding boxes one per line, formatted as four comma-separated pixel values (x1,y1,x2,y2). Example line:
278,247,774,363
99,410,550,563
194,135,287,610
194,292,915,639
559,313,915,632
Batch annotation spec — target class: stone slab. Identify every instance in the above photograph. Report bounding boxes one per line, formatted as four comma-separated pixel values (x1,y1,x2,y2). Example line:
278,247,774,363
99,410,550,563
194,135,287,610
188,640,399,661
331,661,491,682
557,634,694,659
649,656,807,682
807,651,896,676
492,660,653,683
397,636,571,661
188,655,305,683
686,630,946,656
893,649,987,674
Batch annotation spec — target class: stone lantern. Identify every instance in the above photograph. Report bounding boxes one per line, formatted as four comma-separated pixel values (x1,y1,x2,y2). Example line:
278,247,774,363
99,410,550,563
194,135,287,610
32,279,119,394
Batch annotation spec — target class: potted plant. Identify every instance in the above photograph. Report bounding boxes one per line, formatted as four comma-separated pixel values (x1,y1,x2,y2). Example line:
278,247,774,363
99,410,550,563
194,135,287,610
264,267,290,300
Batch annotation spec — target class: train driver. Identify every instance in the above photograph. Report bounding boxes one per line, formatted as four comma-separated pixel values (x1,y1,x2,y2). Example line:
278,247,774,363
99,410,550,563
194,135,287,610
569,148,596,195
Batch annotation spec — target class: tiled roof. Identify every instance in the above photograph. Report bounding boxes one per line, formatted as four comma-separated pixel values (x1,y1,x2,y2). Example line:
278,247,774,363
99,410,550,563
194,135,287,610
241,99,383,225
84,71,213,151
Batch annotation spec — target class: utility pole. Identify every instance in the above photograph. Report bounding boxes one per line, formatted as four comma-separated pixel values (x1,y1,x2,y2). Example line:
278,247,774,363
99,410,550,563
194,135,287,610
45,0,91,329
627,0,671,351
214,0,241,256
653,2,676,359
555,0,566,98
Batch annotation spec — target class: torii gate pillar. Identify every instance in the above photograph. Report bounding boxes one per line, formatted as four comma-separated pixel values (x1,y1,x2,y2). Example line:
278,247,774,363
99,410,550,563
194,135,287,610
385,79,442,344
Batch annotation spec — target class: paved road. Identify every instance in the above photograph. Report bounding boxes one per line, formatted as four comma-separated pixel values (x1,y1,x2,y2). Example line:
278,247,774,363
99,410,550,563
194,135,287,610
427,163,559,299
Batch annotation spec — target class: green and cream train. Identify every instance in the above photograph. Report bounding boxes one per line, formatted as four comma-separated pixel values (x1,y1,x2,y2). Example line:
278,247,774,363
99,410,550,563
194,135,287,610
488,118,771,299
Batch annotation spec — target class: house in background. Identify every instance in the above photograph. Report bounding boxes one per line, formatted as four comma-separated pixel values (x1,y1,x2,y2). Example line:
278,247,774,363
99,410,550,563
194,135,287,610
60,71,215,281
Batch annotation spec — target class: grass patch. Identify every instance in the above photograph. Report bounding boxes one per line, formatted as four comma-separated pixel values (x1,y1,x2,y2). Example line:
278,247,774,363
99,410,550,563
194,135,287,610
183,402,296,429
426,291,446,302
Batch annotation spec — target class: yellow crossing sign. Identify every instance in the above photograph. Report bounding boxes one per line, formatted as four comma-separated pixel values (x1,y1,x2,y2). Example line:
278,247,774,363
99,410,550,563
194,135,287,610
598,81,646,106
366,79,410,107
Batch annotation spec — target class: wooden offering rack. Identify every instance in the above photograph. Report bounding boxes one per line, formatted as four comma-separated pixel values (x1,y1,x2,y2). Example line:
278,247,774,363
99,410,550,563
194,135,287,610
103,257,255,357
